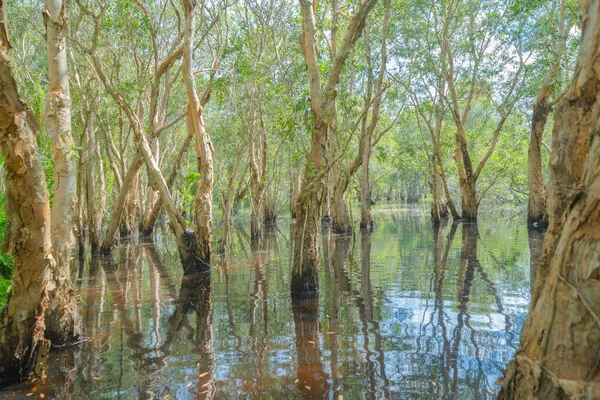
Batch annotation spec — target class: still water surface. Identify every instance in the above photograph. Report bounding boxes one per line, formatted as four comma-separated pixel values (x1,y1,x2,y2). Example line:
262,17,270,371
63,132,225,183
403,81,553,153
2,210,538,399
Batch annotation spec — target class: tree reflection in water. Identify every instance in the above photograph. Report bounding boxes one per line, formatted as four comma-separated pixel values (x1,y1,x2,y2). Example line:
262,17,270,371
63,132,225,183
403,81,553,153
1,214,535,399
292,295,329,398
162,273,214,399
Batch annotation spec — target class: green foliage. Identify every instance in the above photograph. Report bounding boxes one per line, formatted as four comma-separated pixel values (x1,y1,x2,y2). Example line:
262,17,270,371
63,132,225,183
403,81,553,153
0,277,10,309
0,195,12,307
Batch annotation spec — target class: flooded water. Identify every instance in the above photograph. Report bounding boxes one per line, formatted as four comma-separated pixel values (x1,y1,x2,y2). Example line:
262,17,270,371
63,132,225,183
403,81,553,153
1,209,538,399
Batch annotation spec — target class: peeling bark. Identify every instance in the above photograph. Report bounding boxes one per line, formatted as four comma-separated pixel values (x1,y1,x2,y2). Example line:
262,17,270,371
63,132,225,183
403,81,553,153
499,2,600,397
43,0,81,345
248,86,267,241
182,0,214,272
0,7,53,382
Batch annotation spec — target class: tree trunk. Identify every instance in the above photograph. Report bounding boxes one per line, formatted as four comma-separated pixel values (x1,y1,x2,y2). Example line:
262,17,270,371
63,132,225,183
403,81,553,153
527,99,549,226
121,169,140,238
131,125,193,266
440,158,459,220
101,151,143,252
359,0,390,232
0,15,54,382
291,177,322,295
217,140,245,254
143,138,160,231
95,123,106,239
142,135,192,236
43,0,81,344
430,161,448,224
263,199,277,225
249,133,266,241
247,81,268,241
499,2,600,397
84,113,101,253
182,0,214,271
527,2,571,227
290,169,301,219
75,132,85,262
218,199,232,254
292,0,378,295
331,182,351,234
527,226,544,294
451,127,479,221
360,143,374,231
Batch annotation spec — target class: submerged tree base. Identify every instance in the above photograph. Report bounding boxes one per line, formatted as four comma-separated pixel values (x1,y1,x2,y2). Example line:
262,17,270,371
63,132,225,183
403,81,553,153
290,271,319,298
181,256,211,275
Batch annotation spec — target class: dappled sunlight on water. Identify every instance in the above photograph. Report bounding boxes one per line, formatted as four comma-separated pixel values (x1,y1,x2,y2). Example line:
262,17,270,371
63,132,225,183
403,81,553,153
1,211,537,399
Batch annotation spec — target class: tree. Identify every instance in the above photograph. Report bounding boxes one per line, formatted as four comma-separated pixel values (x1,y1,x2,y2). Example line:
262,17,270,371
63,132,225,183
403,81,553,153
328,0,393,234
43,0,81,341
292,0,378,295
527,0,574,226
499,0,600,397
182,0,216,271
440,0,526,221
0,0,79,383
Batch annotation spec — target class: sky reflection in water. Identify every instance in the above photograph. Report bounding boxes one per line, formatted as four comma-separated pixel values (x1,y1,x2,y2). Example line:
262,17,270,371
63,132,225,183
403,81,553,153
2,211,536,399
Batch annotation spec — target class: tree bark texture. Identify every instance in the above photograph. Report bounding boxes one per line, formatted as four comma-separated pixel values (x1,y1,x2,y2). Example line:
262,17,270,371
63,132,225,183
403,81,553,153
43,0,81,345
0,9,54,382
248,87,267,241
330,180,351,234
499,2,600,397
430,161,448,224
182,0,214,271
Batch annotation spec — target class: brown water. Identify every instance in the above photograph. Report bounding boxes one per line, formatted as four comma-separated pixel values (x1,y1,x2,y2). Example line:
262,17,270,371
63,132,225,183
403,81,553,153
1,210,538,399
